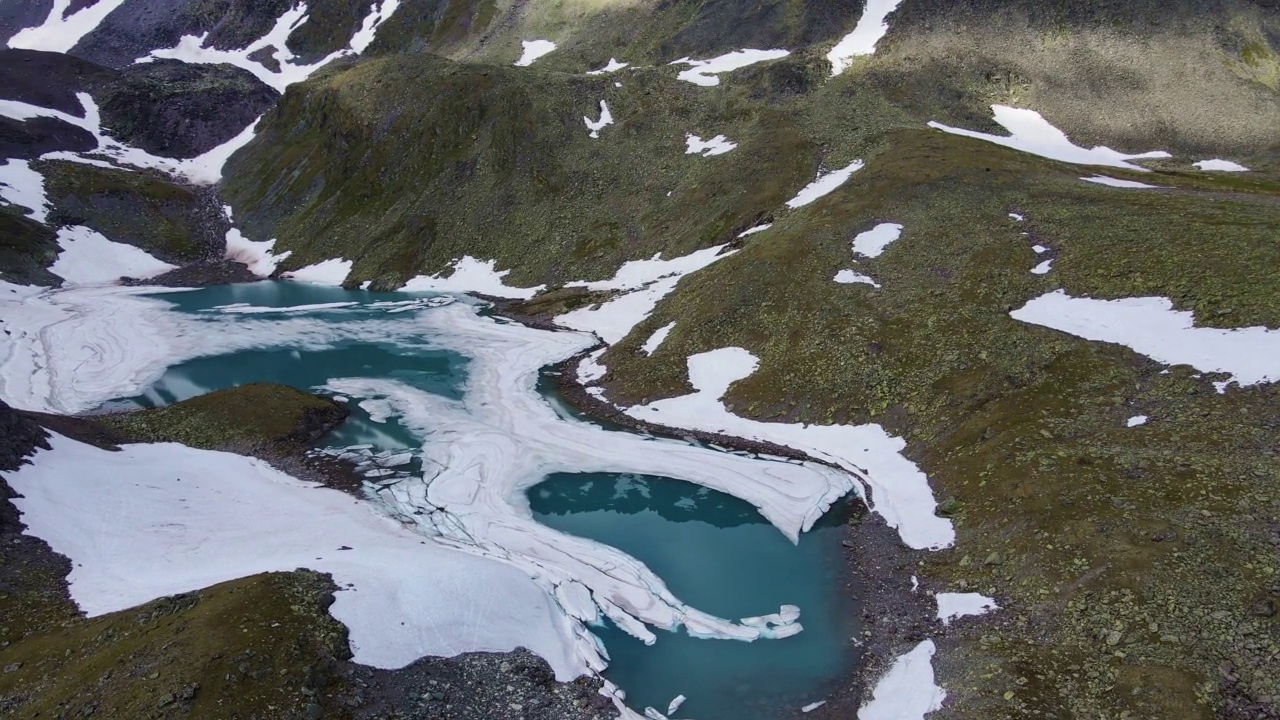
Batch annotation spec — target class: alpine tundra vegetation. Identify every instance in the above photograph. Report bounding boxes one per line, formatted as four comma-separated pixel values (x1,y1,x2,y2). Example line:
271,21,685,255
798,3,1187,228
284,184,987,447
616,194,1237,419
0,0,1278,719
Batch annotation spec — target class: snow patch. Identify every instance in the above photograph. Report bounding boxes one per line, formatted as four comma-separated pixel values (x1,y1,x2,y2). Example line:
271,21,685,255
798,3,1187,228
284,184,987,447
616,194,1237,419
671,49,790,87
936,592,999,625
585,100,613,139
857,640,946,720
738,224,772,237
1127,415,1149,427
928,106,1170,171
588,58,629,74
400,257,545,300
1009,212,1025,222
282,258,352,286
786,160,864,208
834,270,880,287
514,39,557,67
49,226,175,285
0,159,49,223
802,700,828,713
625,348,956,550
685,134,737,157
641,322,676,355
1012,290,1280,387
1032,244,1048,255
225,228,291,277
7,0,128,52
827,0,904,75
851,223,903,258
1194,159,1249,172
1082,175,1161,189
7,434,582,677
1031,259,1053,275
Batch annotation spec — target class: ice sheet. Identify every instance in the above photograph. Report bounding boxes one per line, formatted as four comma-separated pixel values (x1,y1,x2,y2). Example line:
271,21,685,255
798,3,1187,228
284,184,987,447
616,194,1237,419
514,39,557,67
851,223,903,258
6,434,582,677
827,0,904,75
857,640,946,720
625,348,955,550
786,160,864,208
929,106,1170,171
1012,290,1280,387
49,226,176,285
671,49,790,87
935,592,998,625
400,256,545,299
7,0,127,52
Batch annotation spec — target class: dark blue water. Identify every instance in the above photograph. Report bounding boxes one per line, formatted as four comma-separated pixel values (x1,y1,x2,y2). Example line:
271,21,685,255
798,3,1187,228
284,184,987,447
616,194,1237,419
112,281,859,718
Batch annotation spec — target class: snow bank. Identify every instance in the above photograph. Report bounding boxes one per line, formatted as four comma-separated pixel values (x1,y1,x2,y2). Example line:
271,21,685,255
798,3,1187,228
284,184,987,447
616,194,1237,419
851,223,903,258
786,161,864,208
685,134,737,157
1082,175,1161,189
7,0,127,52
827,0,904,75
588,58,629,74
672,49,790,87
224,228,291,276
625,348,955,550
1194,159,1249,172
936,592,998,625
49,226,175,285
400,257,545,299
585,100,614,139
514,39,557,67
857,641,946,720
7,433,582,677
738,224,772,237
0,159,49,222
1030,259,1053,275
928,106,1170,171
1126,415,1148,427
834,270,880,287
282,258,352,285
1012,290,1280,387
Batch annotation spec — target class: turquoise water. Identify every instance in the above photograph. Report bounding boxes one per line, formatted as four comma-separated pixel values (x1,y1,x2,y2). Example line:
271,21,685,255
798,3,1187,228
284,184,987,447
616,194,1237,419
111,281,859,717
531,473,858,718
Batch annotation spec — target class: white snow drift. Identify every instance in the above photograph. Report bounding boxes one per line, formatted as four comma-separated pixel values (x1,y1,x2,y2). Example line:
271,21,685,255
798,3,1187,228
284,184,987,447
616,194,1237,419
7,0,128,52
49,226,175,285
0,159,49,222
671,49,790,87
936,592,999,625
786,160,865,208
401,257,545,299
585,100,614,139
851,223,903,258
514,39,557,67
929,106,1170,171
1082,175,1161,189
1194,159,1249,172
1012,290,1280,387
685,134,737,157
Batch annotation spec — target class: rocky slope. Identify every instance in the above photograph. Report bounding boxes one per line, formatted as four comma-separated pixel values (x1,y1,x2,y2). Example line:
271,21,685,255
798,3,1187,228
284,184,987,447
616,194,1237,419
1,0,1278,718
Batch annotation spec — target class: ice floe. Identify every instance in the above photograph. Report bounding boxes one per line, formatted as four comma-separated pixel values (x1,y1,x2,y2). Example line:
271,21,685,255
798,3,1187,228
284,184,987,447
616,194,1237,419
400,256,545,300
786,160,865,208
936,592,999,625
1012,290,1280,387
928,106,1171,171
625,348,955,550
1126,415,1149,427
827,0,905,75
585,100,614,139
685,134,737,157
514,39,557,67
834,270,880,287
857,640,946,720
138,1,400,92
206,301,360,314
7,0,127,52
49,226,175,285
851,222,903,258
282,258,352,286
559,245,735,344
671,49,790,87
642,322,676,355
1082,175,1161,189
1030,259,1053,275
588,58,629,74
1,92,256,184
1195,159,1249,172
5,433,582,676
0,159,48,223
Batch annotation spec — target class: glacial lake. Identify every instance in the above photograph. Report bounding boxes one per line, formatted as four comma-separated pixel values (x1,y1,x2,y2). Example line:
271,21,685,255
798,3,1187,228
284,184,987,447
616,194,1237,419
102,281,860,718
